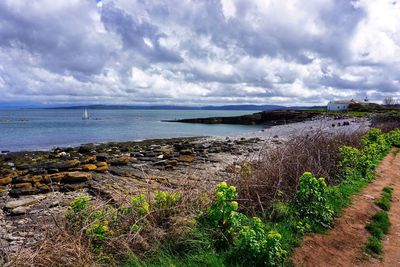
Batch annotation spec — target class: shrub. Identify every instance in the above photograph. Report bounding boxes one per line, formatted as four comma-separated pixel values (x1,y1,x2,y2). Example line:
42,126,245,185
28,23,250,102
208,182,242,231
65,196,91,231
295,172,333,228
154,191,182,209
231,130,363,216
232,217,287,266
207,182,287,266
84,206,117,242
338,146,361,180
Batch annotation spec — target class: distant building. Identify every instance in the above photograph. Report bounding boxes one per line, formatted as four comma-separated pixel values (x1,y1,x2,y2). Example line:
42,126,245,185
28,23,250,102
327,99,357,111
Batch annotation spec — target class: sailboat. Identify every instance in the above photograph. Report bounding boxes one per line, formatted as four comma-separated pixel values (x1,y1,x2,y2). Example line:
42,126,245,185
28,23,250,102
82,108,89,120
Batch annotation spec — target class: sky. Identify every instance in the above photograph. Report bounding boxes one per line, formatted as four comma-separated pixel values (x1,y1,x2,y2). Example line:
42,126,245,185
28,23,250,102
0,0,399,107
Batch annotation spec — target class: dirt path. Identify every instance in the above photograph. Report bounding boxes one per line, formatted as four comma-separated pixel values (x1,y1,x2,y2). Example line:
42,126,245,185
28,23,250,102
292,149,400,267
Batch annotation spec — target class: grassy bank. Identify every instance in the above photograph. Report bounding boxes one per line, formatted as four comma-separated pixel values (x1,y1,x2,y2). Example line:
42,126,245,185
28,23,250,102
11,128,400,266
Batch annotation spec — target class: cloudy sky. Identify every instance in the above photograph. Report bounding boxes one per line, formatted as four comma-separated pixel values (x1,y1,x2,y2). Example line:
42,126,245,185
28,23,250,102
0,0,399,107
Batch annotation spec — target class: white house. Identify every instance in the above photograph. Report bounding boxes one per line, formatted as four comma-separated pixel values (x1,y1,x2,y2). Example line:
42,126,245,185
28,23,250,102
327,100,357,111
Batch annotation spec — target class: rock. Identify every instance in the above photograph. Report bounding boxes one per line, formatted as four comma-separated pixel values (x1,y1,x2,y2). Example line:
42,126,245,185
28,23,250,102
0,177,12,185
81,164,97,171
0,186,6,193
180,148,193,155
9,187,39,196
47,168,59,174
36,183,51,193
108,157,131,166
10,206,30,215
13,175,42,184
131,152,144,158
5,196,45,209
78,145,94,154
65,159,81,167
138,157,157,162
43,172,67,183
157,154,164,159
154,160,167,166
149,144,161,150
82,155,96,164
144,151,156,157
96,162,108,167
166,159,178,166
13,183,32,189
95,166,109,173
178,155,195,163
62,172,92,183
96,153,109,162
160,147,173,157
62,183,87,192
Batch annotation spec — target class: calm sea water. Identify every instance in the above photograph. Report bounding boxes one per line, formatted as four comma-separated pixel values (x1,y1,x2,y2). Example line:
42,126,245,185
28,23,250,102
0,109,262,152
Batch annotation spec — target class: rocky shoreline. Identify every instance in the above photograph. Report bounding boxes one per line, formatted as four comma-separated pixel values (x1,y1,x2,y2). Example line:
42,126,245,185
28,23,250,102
0,134,268,261
164,109,322,125
0,116,369,262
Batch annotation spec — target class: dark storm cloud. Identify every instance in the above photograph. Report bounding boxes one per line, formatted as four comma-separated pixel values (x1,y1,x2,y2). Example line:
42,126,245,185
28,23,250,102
0,0,399,106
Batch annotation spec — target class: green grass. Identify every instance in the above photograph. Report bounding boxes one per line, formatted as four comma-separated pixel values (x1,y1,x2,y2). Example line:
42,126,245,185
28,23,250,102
365,236,383,255
371,211,391,235
364,186,394,257
374,187,393,211
124,251,226,267
327,179,369,216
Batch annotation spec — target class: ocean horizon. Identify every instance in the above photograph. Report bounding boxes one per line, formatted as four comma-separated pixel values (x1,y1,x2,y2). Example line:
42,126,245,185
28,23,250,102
0,109,262,152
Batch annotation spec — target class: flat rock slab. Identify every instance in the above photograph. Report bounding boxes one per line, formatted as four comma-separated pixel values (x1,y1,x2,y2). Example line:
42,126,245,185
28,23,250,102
62,172,92,183
5,195,46,209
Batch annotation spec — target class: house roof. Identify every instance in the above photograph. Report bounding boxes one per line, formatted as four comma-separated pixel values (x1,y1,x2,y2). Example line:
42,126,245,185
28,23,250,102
329,100,357,104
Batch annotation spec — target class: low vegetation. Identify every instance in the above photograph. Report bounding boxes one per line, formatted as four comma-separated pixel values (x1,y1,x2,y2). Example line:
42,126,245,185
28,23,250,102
10,127,400,266
364,187,394,256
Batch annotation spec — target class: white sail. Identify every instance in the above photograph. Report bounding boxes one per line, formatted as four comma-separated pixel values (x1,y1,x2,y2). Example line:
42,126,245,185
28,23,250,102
82,109,89,120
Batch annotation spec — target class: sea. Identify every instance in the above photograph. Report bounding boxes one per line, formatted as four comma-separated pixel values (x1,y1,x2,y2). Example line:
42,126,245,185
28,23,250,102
0,109,263,152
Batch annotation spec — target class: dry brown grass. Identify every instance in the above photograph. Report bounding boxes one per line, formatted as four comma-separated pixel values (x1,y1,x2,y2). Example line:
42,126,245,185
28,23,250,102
371,113,400,132
5,179,213,267
229,129,365,216
6,230,97,267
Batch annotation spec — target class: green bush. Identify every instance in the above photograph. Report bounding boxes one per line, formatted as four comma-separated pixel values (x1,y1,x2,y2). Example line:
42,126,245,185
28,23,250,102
385,129,400,147
154,191,182,209
208,182,242,231
65,196,91,230
207,182,287,266
338,128,394,182
295,172,333,229
338,146,361,180
85,206,117,242
233,217,286,266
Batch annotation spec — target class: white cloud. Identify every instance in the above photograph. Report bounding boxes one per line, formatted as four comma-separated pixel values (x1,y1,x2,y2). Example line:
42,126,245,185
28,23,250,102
0,0,399,106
